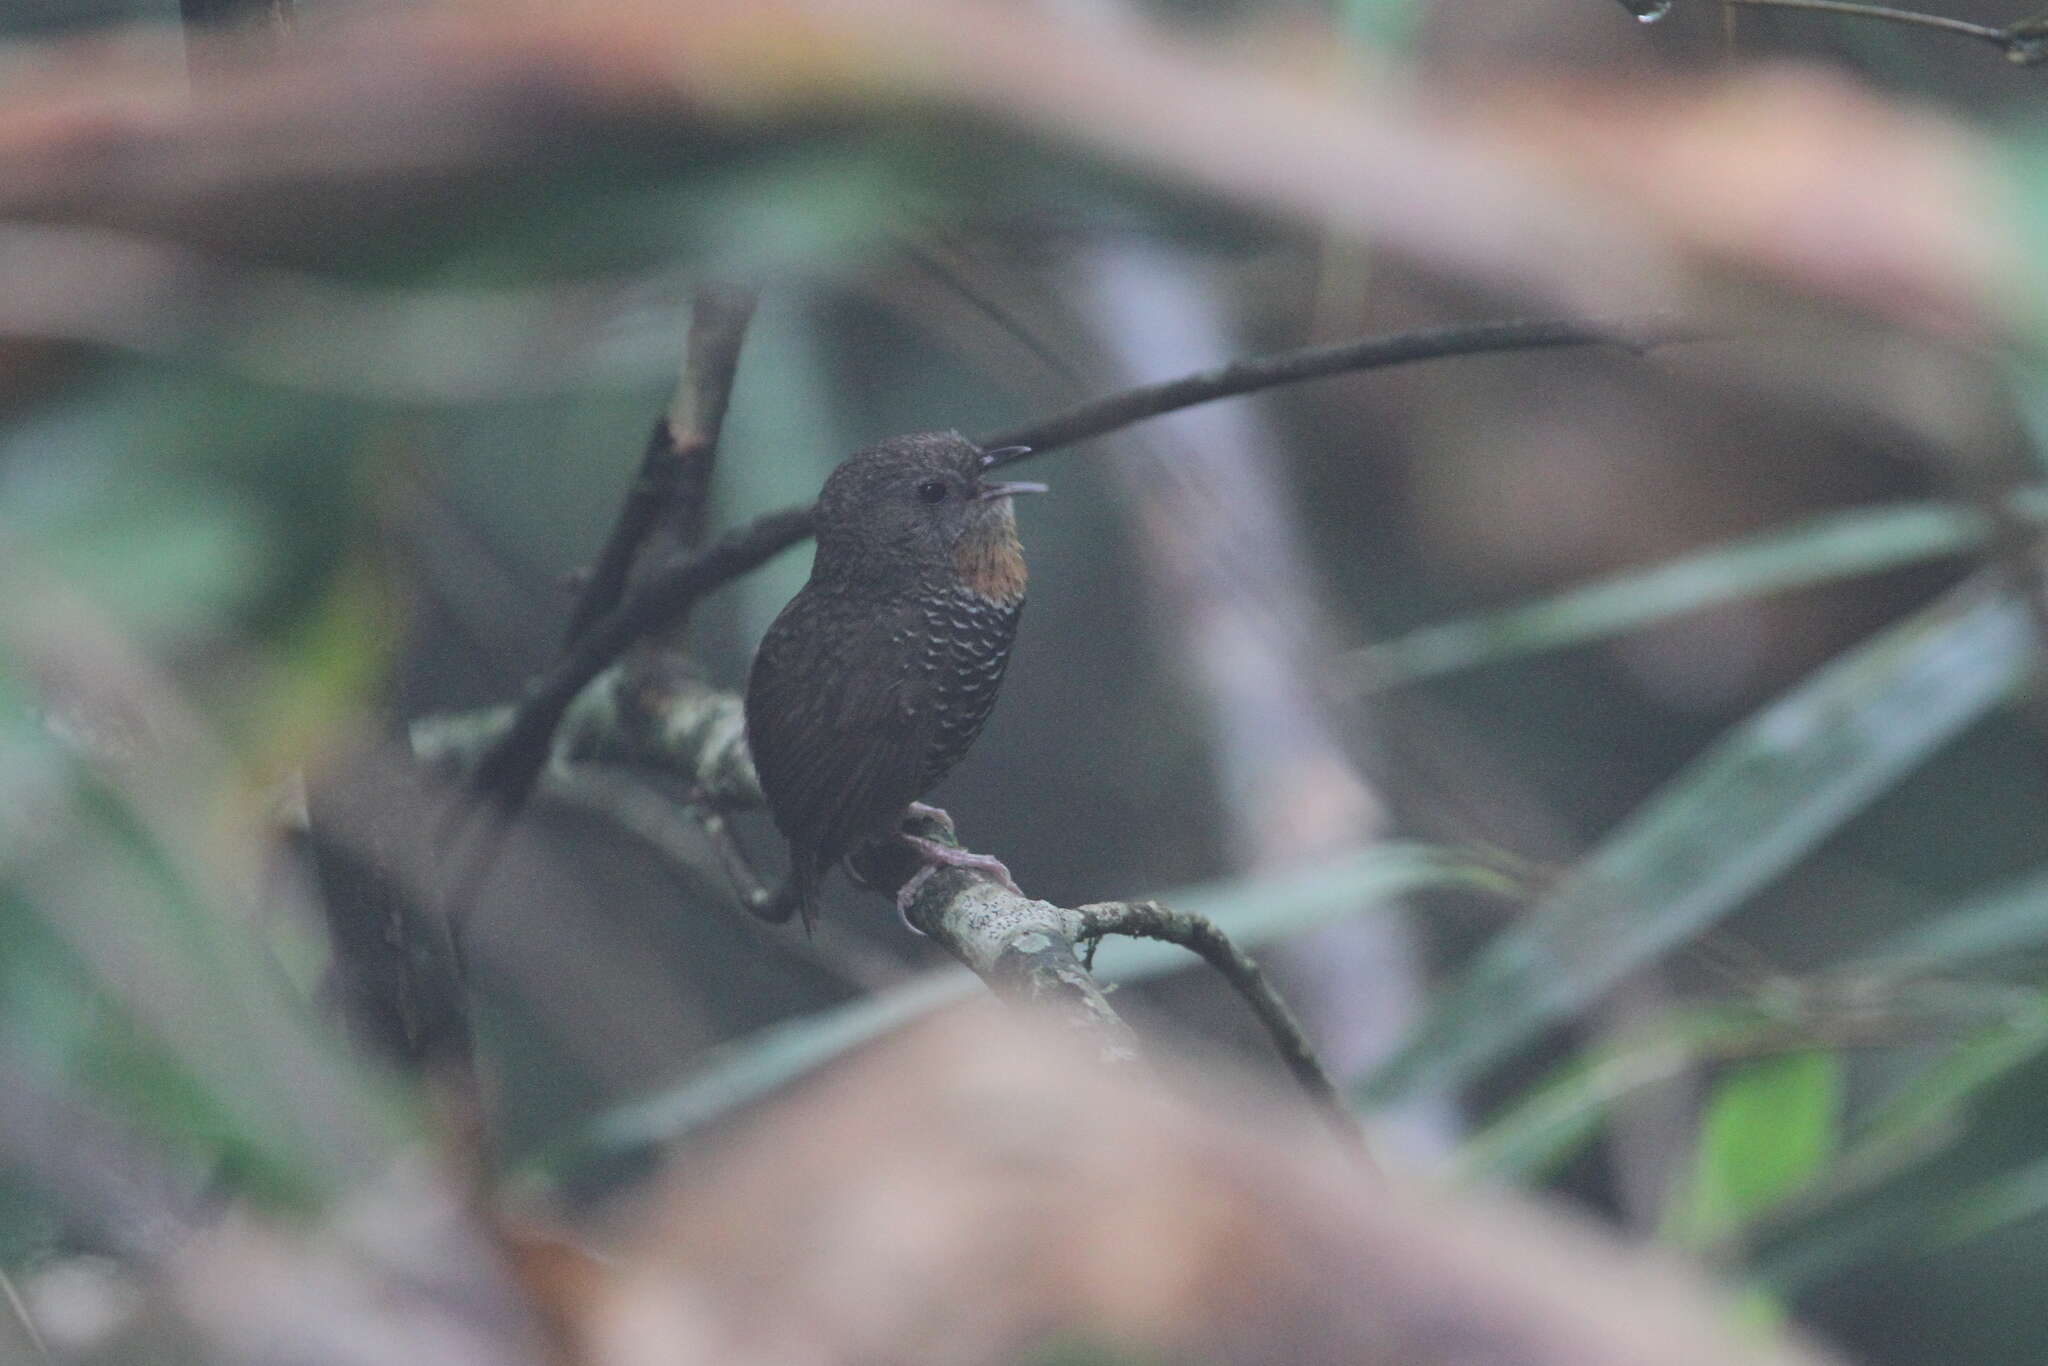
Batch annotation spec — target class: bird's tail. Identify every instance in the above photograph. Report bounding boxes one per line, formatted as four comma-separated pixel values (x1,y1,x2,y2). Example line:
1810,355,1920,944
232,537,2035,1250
758,856,820,933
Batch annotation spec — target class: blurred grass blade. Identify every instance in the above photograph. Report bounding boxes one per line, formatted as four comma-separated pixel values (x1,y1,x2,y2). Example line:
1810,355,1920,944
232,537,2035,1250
1743,993,2048,1291
1364,580,2029,1106
1931,1149,2048,1248
1820,994,2048,1205
1340,499,2027,694
1456,1005,1790,1185
576,972,978,1164
1763,1127,2048,1293
1083,843,1513,980
1664,1051,1843,1250
1851,867,2048,978
1861,997,2048,1145
545,843,1500,1179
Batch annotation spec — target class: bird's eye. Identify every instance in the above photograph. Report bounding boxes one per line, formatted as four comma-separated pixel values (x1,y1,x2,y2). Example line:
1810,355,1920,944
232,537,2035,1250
916,479,950,504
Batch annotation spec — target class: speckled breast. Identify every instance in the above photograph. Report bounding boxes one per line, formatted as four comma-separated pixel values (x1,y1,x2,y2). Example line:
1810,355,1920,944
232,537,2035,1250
914,584,1024,790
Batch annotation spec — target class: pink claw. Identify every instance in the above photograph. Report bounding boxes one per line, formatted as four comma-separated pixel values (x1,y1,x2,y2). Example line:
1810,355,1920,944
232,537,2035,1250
895,864,939,931
899,833,1024,898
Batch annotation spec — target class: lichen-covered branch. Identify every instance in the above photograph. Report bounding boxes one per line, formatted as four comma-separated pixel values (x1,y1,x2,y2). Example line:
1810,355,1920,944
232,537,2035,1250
412,662,759,807
854,815,1356,1121
900,868,1140,1065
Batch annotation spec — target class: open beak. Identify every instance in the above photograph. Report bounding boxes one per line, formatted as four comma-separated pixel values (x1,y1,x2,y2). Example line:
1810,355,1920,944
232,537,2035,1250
976,480,1048,501
978,445,1032,467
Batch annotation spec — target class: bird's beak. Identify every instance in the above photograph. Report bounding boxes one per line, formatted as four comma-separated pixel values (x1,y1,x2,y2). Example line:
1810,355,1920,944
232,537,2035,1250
976,480,1048,501
978,445,1032,467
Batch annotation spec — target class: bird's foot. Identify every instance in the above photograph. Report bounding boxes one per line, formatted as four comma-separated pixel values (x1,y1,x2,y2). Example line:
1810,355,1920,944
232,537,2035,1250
895,864,939,932
898,834,1024,898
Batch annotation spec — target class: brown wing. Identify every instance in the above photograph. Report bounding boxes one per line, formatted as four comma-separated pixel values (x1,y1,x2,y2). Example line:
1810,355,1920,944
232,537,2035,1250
745,591,933,873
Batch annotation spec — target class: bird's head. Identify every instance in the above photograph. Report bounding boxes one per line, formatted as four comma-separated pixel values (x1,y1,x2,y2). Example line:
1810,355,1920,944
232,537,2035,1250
814,431,1045,599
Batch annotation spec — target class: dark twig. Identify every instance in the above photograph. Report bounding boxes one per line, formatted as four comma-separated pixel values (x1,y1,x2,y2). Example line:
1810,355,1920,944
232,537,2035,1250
564,284,758,644
978,315,1700,462
1712,0,2047,63
1076,900,1362,1146
465,503,816,814
466,316,1697,817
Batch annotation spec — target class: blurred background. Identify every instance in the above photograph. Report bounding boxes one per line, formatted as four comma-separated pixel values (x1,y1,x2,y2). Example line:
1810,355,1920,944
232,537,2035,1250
4,0,2048,1360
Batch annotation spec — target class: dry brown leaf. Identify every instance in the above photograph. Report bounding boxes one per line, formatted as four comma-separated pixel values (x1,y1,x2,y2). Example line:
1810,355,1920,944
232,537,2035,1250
565,1006,1843,1366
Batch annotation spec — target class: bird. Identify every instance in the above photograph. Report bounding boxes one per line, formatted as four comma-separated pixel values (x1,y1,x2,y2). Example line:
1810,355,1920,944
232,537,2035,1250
744,431,1045,928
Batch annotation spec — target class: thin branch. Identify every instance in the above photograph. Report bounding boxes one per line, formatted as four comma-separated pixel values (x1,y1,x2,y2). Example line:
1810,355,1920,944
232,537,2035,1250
465,316,1697,816
441,291,762,930
1714,0,2048,63
464,502,813,814
896,235,1090,388
563,284,758,645
1075,900,1362,1147
978,315,1701,462
883,825,1362,1148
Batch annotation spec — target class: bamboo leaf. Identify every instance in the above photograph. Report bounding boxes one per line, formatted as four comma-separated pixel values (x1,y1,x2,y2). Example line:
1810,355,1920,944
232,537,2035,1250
1851,867,2048,978
1341,499,2026,694
1665,1051,1843,1250
1365,581,2029,1105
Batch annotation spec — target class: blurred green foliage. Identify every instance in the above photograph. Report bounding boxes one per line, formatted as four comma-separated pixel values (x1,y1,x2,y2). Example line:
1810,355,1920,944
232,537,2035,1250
5,0,2048,1362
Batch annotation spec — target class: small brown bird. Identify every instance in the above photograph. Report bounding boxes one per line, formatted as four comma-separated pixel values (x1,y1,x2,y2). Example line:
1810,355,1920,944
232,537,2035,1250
744,431,1045,926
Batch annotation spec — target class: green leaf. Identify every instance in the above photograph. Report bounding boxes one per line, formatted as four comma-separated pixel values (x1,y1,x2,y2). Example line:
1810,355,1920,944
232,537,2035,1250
1364,581,2029,1106
1665,1051,1843,1250
1341,499,2019,694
